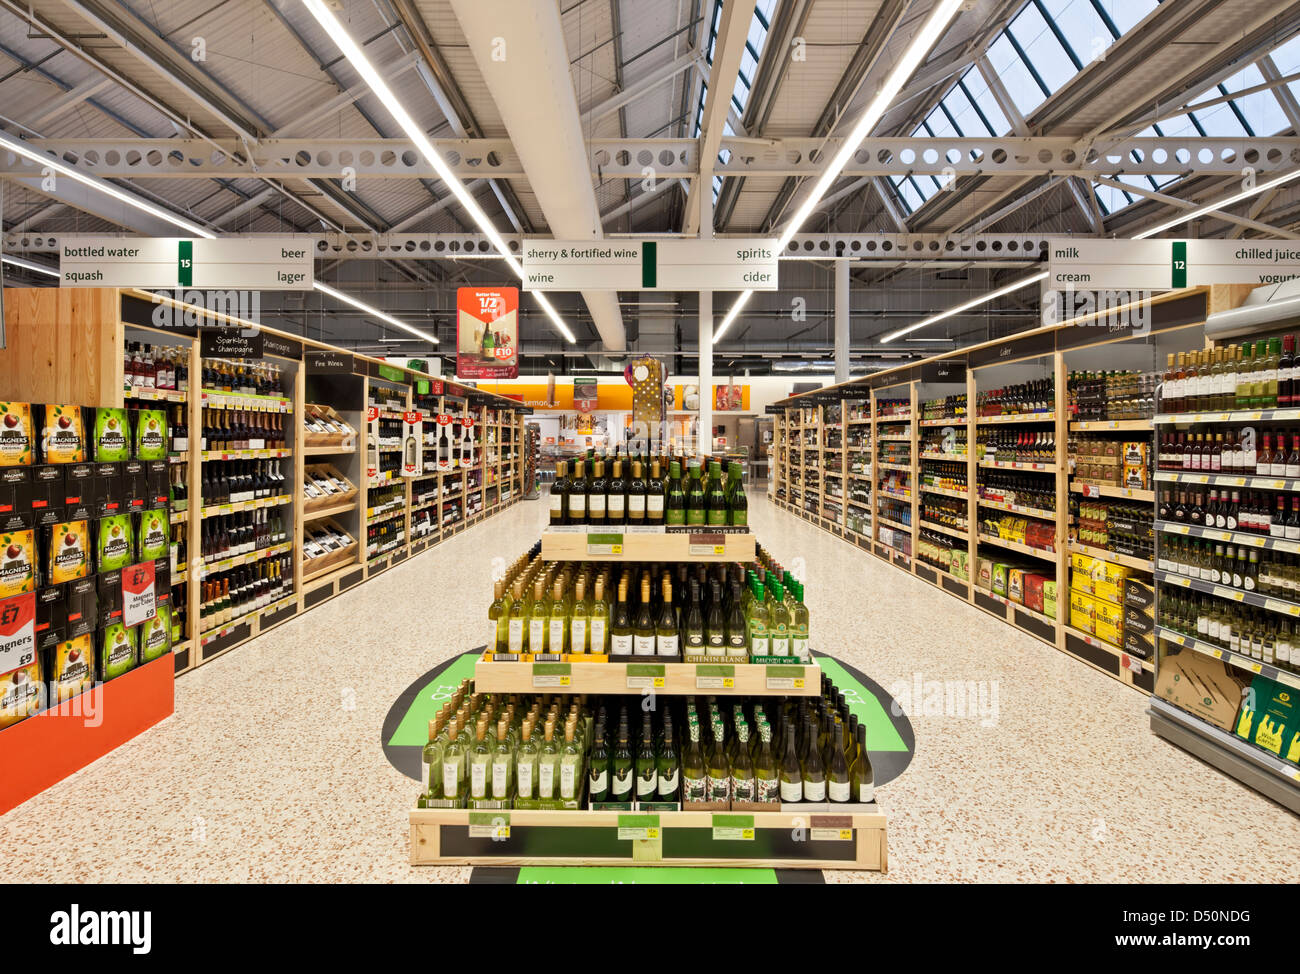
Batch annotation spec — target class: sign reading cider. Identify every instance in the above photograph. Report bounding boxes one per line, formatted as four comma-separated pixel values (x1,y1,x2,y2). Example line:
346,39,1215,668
456,286,519,380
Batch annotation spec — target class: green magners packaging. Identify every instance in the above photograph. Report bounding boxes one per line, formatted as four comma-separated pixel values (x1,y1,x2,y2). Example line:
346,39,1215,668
96,514,134,572
93,407,130,462
136,509,168,562
50,632,94,702
99,620,137,680
133,408,167,460
139,603,172,662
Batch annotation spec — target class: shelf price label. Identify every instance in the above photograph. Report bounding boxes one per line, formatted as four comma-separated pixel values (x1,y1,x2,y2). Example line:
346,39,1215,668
711,814,755,841
625,663,666,690
687,532,727,556
531,662,571,688
695,664,735,689
586,533,624,556
617,814,660,841
765,664,806,691
467,812,510,840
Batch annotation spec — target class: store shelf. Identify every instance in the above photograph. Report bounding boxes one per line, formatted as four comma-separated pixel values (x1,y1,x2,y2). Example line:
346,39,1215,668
1155,470,1300,491
303,500,357,523
303,444,356,455
977,459,1058,473
366,506,407,526
540,530,756,563
877,461,911,472
1155,520,1300,554
919,483,968,499
1156,407,1300,425
199,592,298,643
409,806,886,870
1154,569,1300,618
1157,627,1300,690
877,489,911,502
200,494,293,517
1068,541,1153,572
919,417,963,427
976,497,1056,520
475,656,820,695
918,520,968,541
199,540,293,576
1069,419,1153,431
876,414,912,423
878,435,911,443
125,387,186,403
876,515,911,533
171,509,188,524
201,389,293,412
919,451,966,463
1062,625,1153,671
201,448,292,461
977,533,1057,562
1068,482,1154,502
976,412,1056,425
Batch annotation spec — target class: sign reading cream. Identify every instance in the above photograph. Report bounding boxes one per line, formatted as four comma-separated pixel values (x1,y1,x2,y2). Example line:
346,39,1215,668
60,236,314,289
521,239,778,291
1047,237,1300,290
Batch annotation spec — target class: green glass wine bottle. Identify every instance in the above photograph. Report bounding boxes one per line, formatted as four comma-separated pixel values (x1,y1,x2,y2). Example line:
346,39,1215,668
665,460,686,526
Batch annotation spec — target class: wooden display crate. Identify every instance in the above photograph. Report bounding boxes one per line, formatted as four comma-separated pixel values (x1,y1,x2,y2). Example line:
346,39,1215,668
303,402,358,450
540,529,755,562
302,516,359,581
409,807,887,870
303,463,359,515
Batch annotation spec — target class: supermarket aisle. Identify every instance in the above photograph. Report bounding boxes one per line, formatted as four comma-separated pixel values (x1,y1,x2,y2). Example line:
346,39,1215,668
1,493,1296,882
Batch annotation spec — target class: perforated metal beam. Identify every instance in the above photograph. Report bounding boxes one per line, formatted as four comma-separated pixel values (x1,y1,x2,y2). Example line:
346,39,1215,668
4,231,1053,263
4,136,1296,180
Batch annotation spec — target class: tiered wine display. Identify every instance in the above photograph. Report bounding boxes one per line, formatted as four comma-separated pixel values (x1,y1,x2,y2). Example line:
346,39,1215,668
409,479,888,871
875,394,913,563
1065,369,1158,685
1153,333,1300,812
196,357,297,654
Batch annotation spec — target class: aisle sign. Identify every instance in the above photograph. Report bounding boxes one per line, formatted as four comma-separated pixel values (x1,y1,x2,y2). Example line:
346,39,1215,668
1047,238,1300,290
121,561,157,629
60,236,314,289
521,239,778,291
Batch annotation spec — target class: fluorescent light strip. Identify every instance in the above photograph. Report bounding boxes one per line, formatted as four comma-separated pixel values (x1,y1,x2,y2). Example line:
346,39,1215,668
713,0,965,344
313,282,439,344
879,168,1300,344
300,0,576,345
2,130,434,344
880,271,1047,344
1134,169,1300,238
1,254,59,277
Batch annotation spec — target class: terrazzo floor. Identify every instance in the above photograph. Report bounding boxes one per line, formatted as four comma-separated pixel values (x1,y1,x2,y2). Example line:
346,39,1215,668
3,491,1297,883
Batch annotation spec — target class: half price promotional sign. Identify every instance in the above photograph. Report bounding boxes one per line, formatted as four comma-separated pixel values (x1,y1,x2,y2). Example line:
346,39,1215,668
402,411,424,478
457,287,519,380
122,561,157,629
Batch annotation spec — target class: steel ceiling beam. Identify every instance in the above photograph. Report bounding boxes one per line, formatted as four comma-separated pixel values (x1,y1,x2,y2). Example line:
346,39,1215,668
8,135,1296,179
3,230,1055,262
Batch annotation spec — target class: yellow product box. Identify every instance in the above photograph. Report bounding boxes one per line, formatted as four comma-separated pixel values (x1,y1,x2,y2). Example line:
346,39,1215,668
1070,567,1093,596
1070,588,1095,630
1008,568,1026,605
1095,620,1122,647
977,557,994,590
1122,441,1149,467
1094,597,1123,631
1043,580,1058,620
1123,463,1147,489
1093,578,1125,606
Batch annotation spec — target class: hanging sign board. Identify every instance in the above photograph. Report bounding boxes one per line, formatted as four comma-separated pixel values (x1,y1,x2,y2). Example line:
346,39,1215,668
59,236,314,289
1047,237,1300,291
521,239,778,291
200,327,262,358
305,350,354,374
457,287,519,379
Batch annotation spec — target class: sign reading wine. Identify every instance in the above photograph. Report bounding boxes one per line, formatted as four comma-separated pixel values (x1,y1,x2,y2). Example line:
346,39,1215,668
456,286,519,380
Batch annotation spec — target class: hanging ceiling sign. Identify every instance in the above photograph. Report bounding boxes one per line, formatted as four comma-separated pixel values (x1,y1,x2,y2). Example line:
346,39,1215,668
521,239,778,291
59,236,314,289
1047,237,1300,291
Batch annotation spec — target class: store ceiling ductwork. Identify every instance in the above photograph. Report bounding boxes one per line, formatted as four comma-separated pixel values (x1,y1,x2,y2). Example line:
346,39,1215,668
447,0,626,353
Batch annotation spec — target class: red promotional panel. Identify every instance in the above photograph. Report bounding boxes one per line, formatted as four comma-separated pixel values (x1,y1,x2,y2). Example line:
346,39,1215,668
457,287,519,379
121,560,157,629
